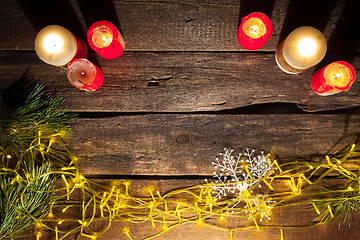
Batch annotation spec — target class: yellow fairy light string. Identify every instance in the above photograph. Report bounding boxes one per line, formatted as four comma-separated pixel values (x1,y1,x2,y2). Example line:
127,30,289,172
273,160,282,173
149,214,156,228
312,202,320,215
149,190,156,202
82,233,97,240
100,204,104,217
253,217,260,230
103,185,116,206
199,187,204,200
61,174,70,200
245,166,253,180
116,189,119,202
148,202,156,228
38,131,41,145
48,211,54,218
174,202,182,223
219,210,225,221
327,204,334,218
55,227,58,240
262,179,274,190
124,181,131,195
122,227,134,240
156,190,162,199
351,144,356,151
280,228,284,240
4,121,359,240
177,211,182,223
326,156,332,165
175,202,181,215
62,206,70,213
164,200,168,212
46,138,54,152
300,173,312,185
162,214,167,230
36,231,42,240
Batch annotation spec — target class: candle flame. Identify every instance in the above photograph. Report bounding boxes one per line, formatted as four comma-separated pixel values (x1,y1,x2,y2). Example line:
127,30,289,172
242,18,266,38
324,62,352,88
249,25,260,34
92,26,113,48
43,34,64,54
297,38,317,57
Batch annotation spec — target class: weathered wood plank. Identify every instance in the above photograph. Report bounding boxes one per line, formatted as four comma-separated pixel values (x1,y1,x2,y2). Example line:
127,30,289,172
1,0,358,52
66,114,360,176
1,52,359,112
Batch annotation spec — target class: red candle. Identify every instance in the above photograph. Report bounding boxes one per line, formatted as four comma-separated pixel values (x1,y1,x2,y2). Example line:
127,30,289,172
87,21,125,59
237,12,273,50
311,61,356,95
67,58,104,92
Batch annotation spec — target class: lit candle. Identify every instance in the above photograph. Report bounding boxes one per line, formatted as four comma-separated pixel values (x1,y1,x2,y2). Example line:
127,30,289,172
35,25,87,67
311,61,356,95
67,58,104,92
87,21,125,59
275,26,327,74
237,12,273,50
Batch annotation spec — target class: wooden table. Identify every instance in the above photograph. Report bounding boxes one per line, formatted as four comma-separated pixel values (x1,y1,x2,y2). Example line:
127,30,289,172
1,0,360,239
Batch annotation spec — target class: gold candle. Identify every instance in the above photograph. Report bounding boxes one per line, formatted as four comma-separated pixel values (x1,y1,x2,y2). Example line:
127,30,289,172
35,25,87,67
276,26,327,74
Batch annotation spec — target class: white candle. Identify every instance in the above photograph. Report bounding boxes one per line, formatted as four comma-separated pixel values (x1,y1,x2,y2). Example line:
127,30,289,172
67,58,104,92
35,25,87,67
275,26,327,74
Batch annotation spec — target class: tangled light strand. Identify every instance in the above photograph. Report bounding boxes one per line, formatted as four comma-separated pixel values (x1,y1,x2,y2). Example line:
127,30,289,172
2,130,360,240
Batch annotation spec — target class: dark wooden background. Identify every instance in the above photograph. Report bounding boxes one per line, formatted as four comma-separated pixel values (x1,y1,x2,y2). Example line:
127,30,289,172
1,0,360,239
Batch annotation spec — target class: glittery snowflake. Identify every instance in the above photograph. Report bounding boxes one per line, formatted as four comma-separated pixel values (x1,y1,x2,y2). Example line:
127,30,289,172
205,148,274,221
206,148,272,199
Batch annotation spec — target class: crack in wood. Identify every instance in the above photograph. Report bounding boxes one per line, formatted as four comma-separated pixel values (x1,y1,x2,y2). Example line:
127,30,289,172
211,101,227,105
147,76,173,87
184,18,196,23
151,76,173,81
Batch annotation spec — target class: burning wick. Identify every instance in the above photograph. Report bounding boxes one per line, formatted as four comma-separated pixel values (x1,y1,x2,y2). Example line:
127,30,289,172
334,73,341,79
249,25,259,35
81,71,86,76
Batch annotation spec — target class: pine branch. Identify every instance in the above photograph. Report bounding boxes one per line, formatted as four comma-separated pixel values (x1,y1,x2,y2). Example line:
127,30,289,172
0,159,55,239
0,84,77,150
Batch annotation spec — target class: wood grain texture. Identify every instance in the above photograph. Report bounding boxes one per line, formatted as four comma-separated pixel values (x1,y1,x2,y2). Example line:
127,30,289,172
67,114,360,175
1,52,359,112
1,0,358,52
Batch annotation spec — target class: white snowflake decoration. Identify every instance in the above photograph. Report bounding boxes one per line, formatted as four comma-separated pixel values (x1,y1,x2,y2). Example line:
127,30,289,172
207,148,273,200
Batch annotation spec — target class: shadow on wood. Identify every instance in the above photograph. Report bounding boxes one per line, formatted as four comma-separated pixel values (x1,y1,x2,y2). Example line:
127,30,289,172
0,67,38,110
315,0,360,70
16,0,87,40
278,0,337,43
76,0,123,36
238,0,276,26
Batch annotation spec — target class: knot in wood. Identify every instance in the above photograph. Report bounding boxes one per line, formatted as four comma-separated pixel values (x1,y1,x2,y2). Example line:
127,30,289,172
176,134,190,144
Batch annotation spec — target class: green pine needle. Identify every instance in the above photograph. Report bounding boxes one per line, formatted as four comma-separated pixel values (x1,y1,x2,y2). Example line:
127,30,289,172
0,84,77,151
0,159,55,239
